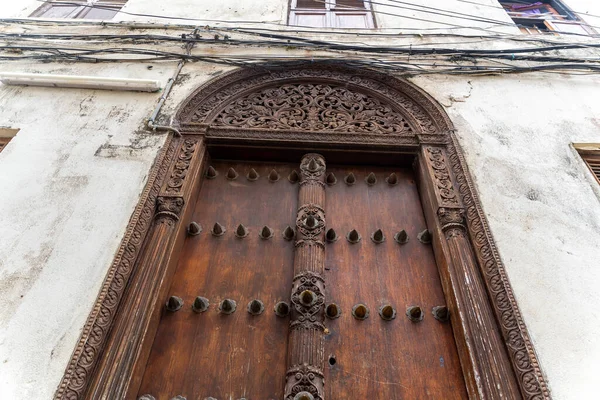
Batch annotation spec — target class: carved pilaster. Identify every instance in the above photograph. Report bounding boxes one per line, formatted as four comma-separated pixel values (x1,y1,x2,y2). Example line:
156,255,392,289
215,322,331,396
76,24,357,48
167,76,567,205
419,145,520,399
285,153,327,400
87,137,205,399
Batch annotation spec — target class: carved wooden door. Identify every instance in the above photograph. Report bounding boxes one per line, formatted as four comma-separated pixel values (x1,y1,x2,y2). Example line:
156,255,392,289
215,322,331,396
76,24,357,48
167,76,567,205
137,154,467,400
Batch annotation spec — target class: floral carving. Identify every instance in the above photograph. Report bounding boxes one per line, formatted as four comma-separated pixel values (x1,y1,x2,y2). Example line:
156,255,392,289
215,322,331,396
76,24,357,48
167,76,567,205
426,147,460,208
212,83,412,134
164,139,197,195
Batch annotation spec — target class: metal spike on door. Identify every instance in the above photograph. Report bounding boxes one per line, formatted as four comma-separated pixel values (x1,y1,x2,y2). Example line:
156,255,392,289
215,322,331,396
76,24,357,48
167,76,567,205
326,172,337,186
288,169,300,183
226,167,238,180
418,229,432,244
247,299,265,315
344,172,356,186
235,224,249,238
192,296,210,313
365,172,377,186
205,165,217,179
371,228,385,243
219,299,237,314
326,228,338,242
246,168,259,181
282,226,296,241
165,296,183,312
347,229,361,243
259,225,274,239
268,169,280,182
186,221,202,236
386,172,398,185
394,229,409,244
211,222,226,237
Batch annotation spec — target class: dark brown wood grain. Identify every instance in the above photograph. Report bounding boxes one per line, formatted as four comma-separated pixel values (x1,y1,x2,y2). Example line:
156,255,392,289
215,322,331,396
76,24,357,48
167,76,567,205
138,161,298,399
324,165,467,399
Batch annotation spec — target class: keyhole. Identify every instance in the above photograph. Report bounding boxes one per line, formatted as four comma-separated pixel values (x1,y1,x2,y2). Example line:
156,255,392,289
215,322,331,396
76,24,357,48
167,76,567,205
329,355,337,366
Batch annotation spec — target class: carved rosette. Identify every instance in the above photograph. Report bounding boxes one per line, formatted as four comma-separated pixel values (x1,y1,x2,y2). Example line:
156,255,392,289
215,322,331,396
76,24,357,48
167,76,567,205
285,153,327,400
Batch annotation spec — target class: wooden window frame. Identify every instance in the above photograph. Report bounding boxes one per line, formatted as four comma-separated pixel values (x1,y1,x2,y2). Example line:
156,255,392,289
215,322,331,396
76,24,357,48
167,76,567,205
30,0,127,19
0,128,19,153
499,0,595,35
55,64,549,400
289,0,375,28
574,143,600,185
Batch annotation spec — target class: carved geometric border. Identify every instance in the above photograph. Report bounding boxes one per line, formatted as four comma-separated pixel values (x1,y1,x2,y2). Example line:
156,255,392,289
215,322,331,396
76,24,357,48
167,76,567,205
54,135,177,399
56,63,550,400
448,136,550,399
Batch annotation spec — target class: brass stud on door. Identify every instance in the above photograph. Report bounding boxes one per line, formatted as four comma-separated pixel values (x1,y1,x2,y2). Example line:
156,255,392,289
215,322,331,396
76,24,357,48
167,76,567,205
406,305,424,322
211,222,226,237
165,296,183,312
282,226,296,241
394,229,409,244
294,392,315,400
138,395,155,400
246,168,259,181
192,296,210,313
187,221,202,236
326,172,337,186
432,306,450,322
259,225,274,239
344,172,356,186
170,396,187,400
274,301,290,317
417,229,432,244
386,172,398,185
268,169,280,182
346,229,361,243
226,167,238,180
326,228,338,242
288,169,300,183
371,229,385,244
219,299,237,314
300,290,317,306
325,303,341,319
365,172,377,186
379,304,396,321
205,165,218,179
235,224,249,238
247,299,265,315
352,304,369,320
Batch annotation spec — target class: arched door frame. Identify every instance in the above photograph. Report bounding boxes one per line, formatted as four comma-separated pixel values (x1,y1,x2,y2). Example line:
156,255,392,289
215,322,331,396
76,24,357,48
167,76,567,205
56,64,549,400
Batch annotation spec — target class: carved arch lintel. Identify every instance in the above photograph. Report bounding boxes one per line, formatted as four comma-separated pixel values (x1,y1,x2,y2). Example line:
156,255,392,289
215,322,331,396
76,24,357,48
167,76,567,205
56,64,549,400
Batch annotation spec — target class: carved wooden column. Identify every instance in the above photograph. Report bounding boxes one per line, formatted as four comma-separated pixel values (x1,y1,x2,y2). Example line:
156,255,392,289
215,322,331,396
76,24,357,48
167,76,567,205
284,153,327,400
417,145,520,399
87,138,205,399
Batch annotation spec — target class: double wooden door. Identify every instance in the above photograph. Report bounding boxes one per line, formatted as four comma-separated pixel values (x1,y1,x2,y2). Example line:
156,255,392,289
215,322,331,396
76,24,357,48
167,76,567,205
138,154,467,399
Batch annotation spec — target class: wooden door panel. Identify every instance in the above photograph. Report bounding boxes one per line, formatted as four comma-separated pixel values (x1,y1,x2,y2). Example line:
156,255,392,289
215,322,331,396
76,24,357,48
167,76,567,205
139,161,297,399
324,166,467,399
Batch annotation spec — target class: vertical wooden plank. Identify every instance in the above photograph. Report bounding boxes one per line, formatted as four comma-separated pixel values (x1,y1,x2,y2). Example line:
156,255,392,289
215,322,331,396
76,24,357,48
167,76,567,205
137,161,297,399
324,166,467,399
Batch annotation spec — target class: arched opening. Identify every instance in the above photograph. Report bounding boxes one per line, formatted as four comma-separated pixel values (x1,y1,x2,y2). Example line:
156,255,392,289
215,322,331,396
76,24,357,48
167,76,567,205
57,64,547,400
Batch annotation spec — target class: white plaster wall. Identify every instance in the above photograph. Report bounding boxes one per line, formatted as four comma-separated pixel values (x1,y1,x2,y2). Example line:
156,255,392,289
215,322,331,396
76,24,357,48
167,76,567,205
412,73,600,400
0,62,174,400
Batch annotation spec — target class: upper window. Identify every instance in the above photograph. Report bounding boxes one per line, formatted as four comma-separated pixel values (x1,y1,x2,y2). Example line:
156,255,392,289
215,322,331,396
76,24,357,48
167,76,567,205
499,1,593,35
575,144,600,186
289,0,375,28
31,0,127,19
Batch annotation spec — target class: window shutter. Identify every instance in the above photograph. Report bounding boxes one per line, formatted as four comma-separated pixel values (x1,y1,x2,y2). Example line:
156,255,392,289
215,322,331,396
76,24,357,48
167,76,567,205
575,145,600,185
